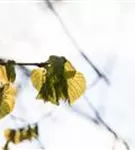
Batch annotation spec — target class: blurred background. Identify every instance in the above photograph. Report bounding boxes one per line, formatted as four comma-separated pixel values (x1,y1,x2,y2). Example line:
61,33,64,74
0,0,135,149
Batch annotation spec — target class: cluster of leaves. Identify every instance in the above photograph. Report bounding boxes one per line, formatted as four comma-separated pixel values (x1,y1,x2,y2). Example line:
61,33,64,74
0,56,86,119
31,55,86,105
0,56,86,149
2,124,38,150
0,60,16,119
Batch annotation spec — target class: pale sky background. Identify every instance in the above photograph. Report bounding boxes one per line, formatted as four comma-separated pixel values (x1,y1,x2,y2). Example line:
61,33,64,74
0,0,135,150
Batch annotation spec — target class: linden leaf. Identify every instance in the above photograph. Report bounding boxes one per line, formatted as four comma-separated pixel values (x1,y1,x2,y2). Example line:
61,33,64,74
64,60,76,78
36,56,66,105
0,83,16,119
4,128,12,141
5,61,16,83
30,125,38,138
67,72,86,104
14,130,21,144
37,82,59,105
31,68,46,91
26,125,38,140
3,125,38,149
0,66,8,84
63,60,86,104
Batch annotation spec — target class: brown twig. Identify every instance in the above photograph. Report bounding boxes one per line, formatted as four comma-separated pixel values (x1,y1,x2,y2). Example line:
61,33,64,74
0,61,49,67
83,95,130,150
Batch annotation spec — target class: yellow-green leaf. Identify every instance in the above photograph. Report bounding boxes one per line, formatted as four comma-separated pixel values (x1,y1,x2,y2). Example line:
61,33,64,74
31,68,46,91
0,66,8,85
67,72,86,104
0,83,16,119
64,60,76,78
14,130,21,144
4,124,38,147
5,60,16,83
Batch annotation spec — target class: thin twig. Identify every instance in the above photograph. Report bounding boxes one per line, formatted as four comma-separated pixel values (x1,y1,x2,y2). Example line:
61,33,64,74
18,66,31,77
44,0,110,85
87,77,101,89
36,138,46,150
0,62,49,67
3,140,11,150
10,114,28,124
71,106,100,124
83,95,130,150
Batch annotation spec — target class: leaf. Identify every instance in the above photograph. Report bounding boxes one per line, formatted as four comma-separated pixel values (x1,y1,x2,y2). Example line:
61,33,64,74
0,66,8,85
14,130,21,144
31,56,86,105
4,128,12,141
0,62,16,119
0,83,16,119
4,125,38,147
20,128,28,140
28,125,38,139
5,60,16,83
64,60,76,78
37,82,59,105
30,125,38,138
31,68,46,91
63,60,86,104
35,56,66,105
64,60,75,71
67,72,86,104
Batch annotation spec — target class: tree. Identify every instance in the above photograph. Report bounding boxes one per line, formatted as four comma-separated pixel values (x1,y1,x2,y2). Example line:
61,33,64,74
0,0,131,150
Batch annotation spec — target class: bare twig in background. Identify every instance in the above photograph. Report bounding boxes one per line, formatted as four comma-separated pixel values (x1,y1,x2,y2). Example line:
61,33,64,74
10,114,28,124
87,77,101,89
83,95,130,150
36,138,45,150
44,0,110,85
71,106,100,125
18,66,31,77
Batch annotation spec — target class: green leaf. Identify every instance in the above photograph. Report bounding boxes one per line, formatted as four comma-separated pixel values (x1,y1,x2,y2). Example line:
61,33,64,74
5,60,16,83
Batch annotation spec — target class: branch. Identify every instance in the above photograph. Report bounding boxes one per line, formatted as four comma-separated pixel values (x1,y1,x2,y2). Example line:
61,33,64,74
83,95,130,150
44,0,110,85
18,66,31,77
10,114,28,124
2,140,11,150
71,106,100,125
36,138,46,150
0,61,49,67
